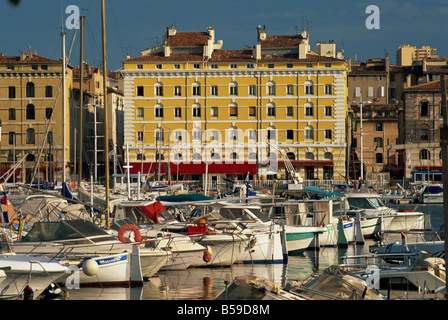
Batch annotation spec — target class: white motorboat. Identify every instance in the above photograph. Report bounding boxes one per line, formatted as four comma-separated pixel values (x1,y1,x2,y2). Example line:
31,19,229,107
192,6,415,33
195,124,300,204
345,191,425,237
112,199,249,267
417,185,444,204
269,198,357,254
0,253,69,300
9,219,171,286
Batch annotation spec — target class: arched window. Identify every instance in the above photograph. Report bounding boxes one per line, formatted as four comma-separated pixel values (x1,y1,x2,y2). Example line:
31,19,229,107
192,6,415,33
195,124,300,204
192,82,201,96
305,80,314,95
137,154,146,160
155,153,164,160
230,152,239,160
192,103,201,118
26,82,35,98
211,151,220,160
26,154,35,162
155,82,163,96
267,81,276,96
305,125,314,140
286,152,295,160
267,103,276,117
155,104,164,118
248,152,257,161
324,152,333,160
305,152,314,160
155,127,164,142
419,149,430,160
26,128,35,144
26,104,35,120
229,81,238,96
305,102,314,116
192,153,202,161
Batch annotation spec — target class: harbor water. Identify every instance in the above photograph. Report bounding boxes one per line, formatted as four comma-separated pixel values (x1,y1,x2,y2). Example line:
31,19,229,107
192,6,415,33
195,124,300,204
62,203,444,300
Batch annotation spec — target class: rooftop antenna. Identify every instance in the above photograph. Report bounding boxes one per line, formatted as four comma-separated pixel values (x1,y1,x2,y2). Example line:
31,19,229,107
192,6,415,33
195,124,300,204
302,16,307,30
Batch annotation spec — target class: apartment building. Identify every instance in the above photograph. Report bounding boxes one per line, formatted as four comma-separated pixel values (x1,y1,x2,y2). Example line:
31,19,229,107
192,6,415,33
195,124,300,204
121,25,348,184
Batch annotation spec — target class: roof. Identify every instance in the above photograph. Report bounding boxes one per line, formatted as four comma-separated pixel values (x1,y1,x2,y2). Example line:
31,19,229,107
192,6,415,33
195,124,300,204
166,31,211,47
260,35,304,48
123,50,345,64
404,80,448,91
349,64,387,75
0,53,60,65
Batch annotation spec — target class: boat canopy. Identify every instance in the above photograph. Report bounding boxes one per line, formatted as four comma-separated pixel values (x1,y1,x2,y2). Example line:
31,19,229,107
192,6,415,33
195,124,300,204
423,185,443,194
305,186,345,197
21,219,115,243
156,194,214,202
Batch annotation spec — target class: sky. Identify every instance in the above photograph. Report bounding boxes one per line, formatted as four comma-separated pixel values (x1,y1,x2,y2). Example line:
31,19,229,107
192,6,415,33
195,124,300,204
1,0,448,71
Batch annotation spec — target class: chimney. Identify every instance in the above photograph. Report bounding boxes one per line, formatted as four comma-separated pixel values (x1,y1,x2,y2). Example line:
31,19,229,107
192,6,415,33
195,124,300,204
0,52,3,57
126,53,130,59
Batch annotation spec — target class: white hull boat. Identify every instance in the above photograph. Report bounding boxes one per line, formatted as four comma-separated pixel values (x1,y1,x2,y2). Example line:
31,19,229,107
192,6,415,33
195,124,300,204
0,253,69,300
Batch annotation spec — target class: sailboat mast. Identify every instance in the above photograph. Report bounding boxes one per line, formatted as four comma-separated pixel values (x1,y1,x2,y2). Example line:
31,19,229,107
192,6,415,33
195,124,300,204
79,16,85,182
101,0,110,228
62,30,66,183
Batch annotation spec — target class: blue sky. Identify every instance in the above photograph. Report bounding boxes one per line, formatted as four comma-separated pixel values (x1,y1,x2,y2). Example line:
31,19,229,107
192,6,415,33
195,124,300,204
1,0,448,71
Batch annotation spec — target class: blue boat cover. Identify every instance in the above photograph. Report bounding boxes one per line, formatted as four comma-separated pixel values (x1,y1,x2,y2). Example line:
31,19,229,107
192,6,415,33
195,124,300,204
304,186,345,197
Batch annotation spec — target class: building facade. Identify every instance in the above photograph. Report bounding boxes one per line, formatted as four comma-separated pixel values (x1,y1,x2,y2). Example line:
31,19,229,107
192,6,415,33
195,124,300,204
0,50,72,184
121,26,348,185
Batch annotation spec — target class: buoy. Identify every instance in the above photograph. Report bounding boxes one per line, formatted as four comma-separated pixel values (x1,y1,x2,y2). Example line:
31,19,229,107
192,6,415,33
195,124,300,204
82,259,99,276
203,246,212,263
197,219,207,227
118,224,142,243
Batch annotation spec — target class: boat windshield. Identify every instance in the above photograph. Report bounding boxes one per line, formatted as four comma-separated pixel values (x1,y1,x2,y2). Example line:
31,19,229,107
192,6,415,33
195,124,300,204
21,219,116,243
347,196,385,210
215,207,270,223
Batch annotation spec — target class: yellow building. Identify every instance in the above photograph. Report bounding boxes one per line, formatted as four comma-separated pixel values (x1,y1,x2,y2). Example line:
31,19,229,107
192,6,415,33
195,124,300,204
0,50,72,184
121,26,348,184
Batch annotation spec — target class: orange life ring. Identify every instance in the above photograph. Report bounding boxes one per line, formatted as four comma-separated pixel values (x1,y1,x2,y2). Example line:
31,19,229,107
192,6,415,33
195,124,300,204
118,224,142,243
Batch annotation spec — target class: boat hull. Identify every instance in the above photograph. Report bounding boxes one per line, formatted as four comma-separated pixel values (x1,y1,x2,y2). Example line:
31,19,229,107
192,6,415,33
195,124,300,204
189,235,246,267
237,229,285,264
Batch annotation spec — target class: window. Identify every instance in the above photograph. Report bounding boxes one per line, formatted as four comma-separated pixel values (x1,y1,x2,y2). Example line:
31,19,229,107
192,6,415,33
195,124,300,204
325,129,332,140
305,126,314,140
211,107,218,118
26,104,35,120
268,64,274,68
325,84,332,95
137,131,144,142
8,86,15,98
323,166,333,179
267,126,276,141
230,64,238,69
355,87,361,97
155,104,164,118
248,130,257,142
229,126,238,142
286,152,295,160
305,81,314,95
267,81,276,96
137,154,146,160
249,106,256,118
267,103,276,117
137,64,143,69
305,152,314,160
175,107,182,118
26,128,35,144
45,86,53,98
249,85,256,96
287,63,293,68
9,132,15,145
46,108,53,120
7,65,14,70
210,64,218,69
287,106,294,117
26,82,35,98
376,122,383,131
41,65,48,70
229,103,238,117
306,63,313,68
137,86,144,96
194,64,200,69
155,128,164,142
8,108,15,120
287,85,294,95
420,129,429,141
305,103,314,116
324,152,333,160
137,107,144,119
155,82,163,96
156,153,165,160
325,106,332,117
325,63,332,68
287,130,294,140
368,86,374,97
211,85,218,96
247,63,254,69
420,101,429,117
175,86,182,96
175,131,183,142
229,82,238,96
193,104,201,117
174,64,180,69
156,64,162,69
374,137,384,148
192,82,201,96
378,86,385,97
419,149,430,160
305,167,314,180
193,128,201,142
375,153,383,163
